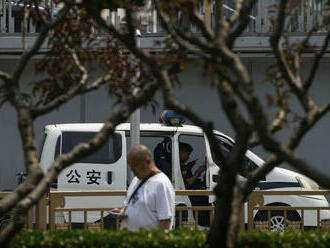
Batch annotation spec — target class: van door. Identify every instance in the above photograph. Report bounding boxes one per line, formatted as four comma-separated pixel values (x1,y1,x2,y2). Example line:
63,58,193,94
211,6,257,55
204,137,219,200
56,131,127,222
177,134,211,227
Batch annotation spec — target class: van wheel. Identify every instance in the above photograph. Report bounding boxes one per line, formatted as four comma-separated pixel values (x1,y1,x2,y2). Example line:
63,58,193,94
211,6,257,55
254,210,300,232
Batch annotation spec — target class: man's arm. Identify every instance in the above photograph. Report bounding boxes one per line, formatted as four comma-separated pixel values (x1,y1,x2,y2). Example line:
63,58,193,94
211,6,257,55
159,219,171,230
185,164,206,186
110,207,127,219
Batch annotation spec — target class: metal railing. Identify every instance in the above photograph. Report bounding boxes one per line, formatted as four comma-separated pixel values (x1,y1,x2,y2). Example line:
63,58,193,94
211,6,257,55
0,0,328,35
247,190,330,231
0,192,35,230
1,189,330,231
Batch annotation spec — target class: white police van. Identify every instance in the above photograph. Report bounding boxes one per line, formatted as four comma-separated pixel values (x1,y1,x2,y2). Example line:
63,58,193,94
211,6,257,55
39,113,330,230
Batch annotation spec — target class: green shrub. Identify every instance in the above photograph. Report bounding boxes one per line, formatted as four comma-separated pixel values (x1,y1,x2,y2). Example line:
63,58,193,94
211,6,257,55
8,229,330,248
8,229,208,248
238,231,330,248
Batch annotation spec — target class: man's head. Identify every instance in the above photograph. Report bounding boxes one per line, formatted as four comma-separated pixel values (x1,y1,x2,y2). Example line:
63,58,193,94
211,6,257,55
179,142,193,162
127,144,154,179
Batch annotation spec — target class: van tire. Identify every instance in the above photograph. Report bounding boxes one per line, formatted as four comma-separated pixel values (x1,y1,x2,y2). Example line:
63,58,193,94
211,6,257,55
254,207,301,231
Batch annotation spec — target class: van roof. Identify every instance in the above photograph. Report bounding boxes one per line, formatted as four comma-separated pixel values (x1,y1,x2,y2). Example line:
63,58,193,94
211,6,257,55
45,123,234,143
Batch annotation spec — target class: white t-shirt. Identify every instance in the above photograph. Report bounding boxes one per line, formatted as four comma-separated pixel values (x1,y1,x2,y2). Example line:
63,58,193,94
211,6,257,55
120,172,175,230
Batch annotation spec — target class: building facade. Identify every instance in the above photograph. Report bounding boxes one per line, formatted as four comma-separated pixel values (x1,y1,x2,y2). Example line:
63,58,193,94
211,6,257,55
0,0,330,190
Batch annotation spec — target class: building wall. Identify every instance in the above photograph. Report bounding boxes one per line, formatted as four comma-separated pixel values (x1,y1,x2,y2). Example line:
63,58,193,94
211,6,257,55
0,56,330,190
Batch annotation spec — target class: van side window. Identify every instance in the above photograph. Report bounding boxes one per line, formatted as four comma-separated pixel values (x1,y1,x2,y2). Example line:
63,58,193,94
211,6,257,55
55,136,60,160
55,132,122,164
211,140,264,180
179,135,207,189
39,133,47,161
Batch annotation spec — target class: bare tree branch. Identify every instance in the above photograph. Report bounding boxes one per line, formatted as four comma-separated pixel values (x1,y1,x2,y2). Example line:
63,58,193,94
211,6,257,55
12,5,70,86
155,2,213,56
214,0,224,39
304,30,330,90
248,107,288,147
227,0,257,48
269,0,317,113
188,7,214,42
67,46,89,86
155,69,228,171
31,74,111,118
0,71,12,81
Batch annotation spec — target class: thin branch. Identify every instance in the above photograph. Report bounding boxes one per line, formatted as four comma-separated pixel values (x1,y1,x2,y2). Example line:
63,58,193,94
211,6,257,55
67,46,88,86
155,2,213,56
125,8,138,48
269,0,313,113
227,0,257,49
299,23,323,55
188,7,214,42
0,71,12,81
287,102,330,149
216,77,252,176
34,0,70,29
278,146,330,189
243,155,281,199
91,12,155,66
157,68,228,171
269,0,297,89
214,0,224,39
22,1,29,51
31,74,110,118
33,0,48,27
248,107,288,147
12,5,70,86
304,30,330,90
244,102,330,198
228,0,244,25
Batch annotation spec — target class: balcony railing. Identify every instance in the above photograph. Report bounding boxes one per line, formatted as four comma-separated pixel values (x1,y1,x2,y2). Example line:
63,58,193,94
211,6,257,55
0,1,328,34
0,0,327,34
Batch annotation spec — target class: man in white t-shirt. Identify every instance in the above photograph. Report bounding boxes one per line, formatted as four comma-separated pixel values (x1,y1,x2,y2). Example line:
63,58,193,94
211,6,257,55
112,144,175,230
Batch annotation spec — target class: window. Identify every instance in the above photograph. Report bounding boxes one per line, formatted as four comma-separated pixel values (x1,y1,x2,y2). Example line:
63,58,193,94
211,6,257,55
38,133,47,161
55,132,122,164
179,134,207,188
211,138,263,179
179,134,206,171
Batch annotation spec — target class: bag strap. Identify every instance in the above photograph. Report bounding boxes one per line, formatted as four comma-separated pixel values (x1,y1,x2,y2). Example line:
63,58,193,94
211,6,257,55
128,171,160,204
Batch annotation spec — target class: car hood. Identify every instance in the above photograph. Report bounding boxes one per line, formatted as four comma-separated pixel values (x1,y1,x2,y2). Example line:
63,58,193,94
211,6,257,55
266,167,301,183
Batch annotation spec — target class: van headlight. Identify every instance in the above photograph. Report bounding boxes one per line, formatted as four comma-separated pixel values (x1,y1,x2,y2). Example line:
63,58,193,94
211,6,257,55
296,176,319,190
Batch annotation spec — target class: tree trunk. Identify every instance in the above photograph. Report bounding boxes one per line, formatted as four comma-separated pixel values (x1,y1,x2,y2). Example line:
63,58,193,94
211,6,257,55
208,172,235,248
226,185,244,248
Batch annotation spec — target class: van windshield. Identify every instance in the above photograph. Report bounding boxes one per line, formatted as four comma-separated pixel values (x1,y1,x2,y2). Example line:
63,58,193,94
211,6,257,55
56,132,122,164
211,138,264,180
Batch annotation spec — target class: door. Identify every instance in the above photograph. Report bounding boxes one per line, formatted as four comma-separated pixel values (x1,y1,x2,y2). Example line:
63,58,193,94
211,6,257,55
176,133,211,227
